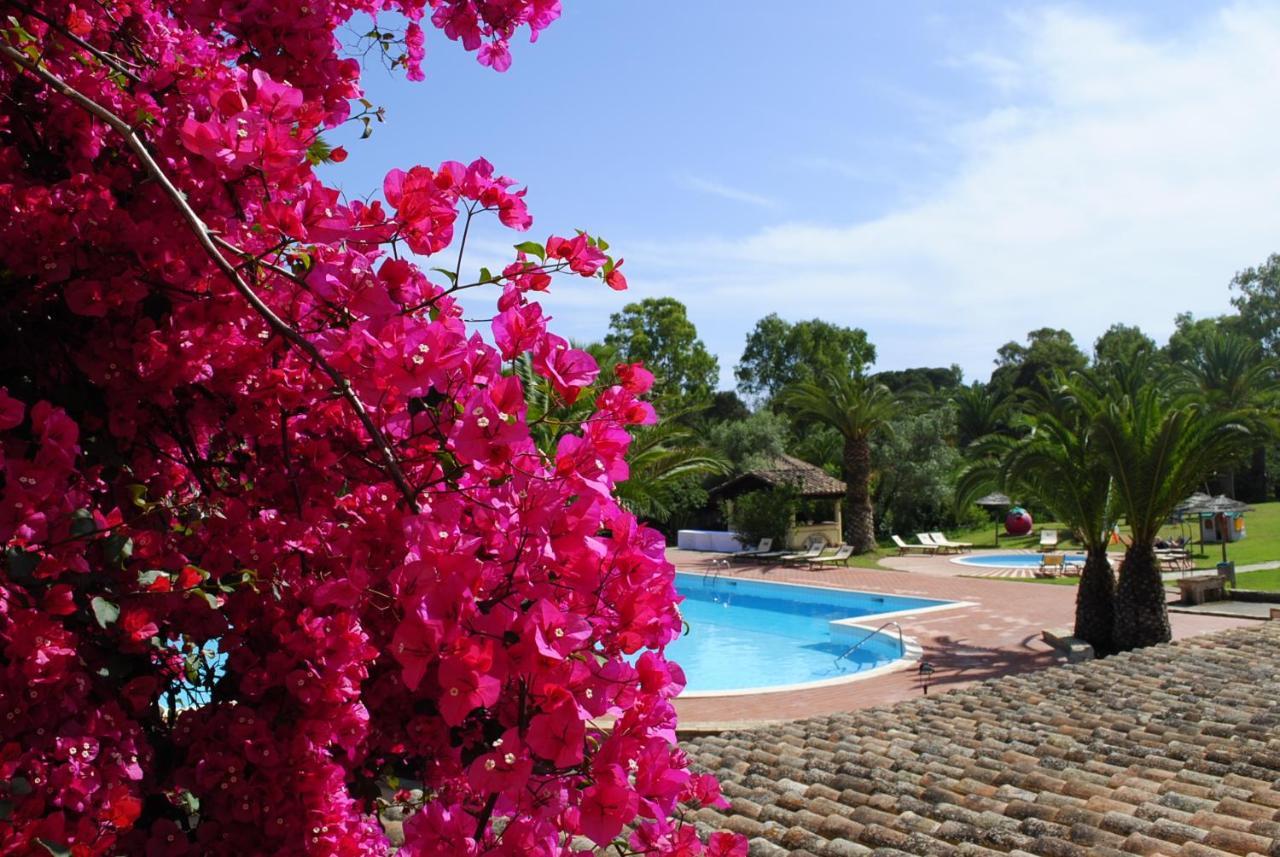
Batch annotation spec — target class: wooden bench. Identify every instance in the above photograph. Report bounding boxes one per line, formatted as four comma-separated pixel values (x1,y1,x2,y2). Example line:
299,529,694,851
1041,627,1095,663
1178,575,1226,605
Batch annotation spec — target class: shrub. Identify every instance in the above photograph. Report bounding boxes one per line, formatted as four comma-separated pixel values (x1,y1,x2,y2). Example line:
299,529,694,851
725,487,799,547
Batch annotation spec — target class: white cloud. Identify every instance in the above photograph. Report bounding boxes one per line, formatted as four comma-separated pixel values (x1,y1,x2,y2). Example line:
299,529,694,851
680,175,778,209
541,4,1280,388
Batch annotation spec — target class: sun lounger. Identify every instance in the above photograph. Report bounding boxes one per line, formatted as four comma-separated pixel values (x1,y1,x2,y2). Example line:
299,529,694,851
1037,529,1059,552
917,533,958,554
1035,553,1065,578
1155,547,1193,572
892,534,936,555
930,532,972,552
776,539,828,565
727,537,773,563
807,545,854,568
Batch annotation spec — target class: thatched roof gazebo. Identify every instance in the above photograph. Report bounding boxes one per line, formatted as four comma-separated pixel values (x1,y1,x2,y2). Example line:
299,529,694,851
712,455,846,549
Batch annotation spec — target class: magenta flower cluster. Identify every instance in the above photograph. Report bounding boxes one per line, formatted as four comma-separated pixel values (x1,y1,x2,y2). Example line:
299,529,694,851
0,2,746,855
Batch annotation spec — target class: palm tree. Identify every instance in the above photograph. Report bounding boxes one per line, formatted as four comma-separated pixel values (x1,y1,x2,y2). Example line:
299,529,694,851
779,372,900,553
613,421,729,523
1000,378,1118,655
1081,358,1254,651
1175,332,1278,501
952,382,1010,451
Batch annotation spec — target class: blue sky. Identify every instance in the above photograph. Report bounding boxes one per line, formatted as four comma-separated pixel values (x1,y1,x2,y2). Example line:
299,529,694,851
329,3,1280,389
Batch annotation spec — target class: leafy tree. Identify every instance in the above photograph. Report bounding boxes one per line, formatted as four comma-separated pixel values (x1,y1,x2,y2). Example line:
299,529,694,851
1081,358,1255,651
702,390,751,425
873,365,963,396
779,372,900,552
1093,323,1157,368
989,327,1088,398
872,407,964,541
708,410,791,471
1231,252,1280,356
724,486,799,548
788,423,843,475
604,297,719,407
735,314,875,402
1162,312,1242,365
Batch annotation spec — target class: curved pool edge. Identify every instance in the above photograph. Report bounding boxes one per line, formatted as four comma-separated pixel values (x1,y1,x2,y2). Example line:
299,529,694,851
677,630,924,699
949,551,1085,569
676,596,977,699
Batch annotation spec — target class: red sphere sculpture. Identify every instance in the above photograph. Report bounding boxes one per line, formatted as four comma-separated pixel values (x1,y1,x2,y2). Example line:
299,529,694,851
1005,506,1034,536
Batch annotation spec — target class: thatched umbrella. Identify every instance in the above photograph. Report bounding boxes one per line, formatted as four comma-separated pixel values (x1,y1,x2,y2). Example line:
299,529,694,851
1179,494,1253,564
975,492,1012,546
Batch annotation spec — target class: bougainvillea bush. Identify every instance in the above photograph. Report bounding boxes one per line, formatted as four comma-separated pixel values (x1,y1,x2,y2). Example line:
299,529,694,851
0,3,745,855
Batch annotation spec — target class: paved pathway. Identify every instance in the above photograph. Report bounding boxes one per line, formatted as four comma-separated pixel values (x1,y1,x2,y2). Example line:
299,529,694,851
668,548,1261,726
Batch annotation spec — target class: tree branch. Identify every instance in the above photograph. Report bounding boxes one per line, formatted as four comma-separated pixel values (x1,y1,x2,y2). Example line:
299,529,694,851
0,42,420,513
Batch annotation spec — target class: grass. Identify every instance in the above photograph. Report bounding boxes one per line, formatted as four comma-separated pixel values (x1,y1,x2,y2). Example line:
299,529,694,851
1235,567,1280,590
940,500,1280,592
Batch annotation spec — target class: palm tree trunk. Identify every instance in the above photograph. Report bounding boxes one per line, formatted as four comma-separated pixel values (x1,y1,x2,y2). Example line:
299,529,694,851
1112,542,1171,651
1073,545,1116,656
843,437,876,553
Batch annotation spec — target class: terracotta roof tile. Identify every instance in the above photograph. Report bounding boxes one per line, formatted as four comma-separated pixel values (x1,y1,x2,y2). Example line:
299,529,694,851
682,623,1280,856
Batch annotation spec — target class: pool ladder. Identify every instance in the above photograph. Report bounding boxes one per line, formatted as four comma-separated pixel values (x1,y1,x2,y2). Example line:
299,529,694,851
701,558,731,590
834,621,905,666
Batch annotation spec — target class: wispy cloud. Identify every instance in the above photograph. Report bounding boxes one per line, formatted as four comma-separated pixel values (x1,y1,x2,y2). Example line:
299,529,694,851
565,4,1280,388
680,176,778,209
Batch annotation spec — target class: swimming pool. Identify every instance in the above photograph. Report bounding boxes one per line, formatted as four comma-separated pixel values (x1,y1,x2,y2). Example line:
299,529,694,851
951,553,1085,568
668,573,960,695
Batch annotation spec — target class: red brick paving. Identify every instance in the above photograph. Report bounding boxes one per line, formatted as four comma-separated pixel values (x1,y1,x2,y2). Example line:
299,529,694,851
668,548,1259,725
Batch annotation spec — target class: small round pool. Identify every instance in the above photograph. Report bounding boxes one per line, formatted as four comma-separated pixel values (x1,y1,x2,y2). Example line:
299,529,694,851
951,552,1085,568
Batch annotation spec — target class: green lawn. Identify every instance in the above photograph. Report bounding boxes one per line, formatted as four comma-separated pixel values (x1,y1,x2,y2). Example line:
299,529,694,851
940,500,1280,592
1235,567,1280,590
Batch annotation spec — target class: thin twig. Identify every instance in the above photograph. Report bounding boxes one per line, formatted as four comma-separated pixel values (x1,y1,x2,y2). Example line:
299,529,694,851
4,0,144,83
0,43,420,512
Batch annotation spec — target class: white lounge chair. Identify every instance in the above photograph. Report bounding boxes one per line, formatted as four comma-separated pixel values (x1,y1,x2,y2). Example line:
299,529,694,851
776,537,828,565
807,545,855,568
930,531,972,552
918,533,958,555
1037,530,1059,552
892,534,936,555
728,537,773,563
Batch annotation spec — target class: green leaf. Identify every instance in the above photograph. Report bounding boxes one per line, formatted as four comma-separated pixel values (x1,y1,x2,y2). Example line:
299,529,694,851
10,776,32,796
5,548,38,583
137,569,167,587
430,267,459,286
91,597,120,629
127,484,149,508
69,508,96,537
513,241,546,262
478,266,494,284
360,117,373,139
198,591,223,610
37,840,70,857
175,790,200,815
305,136,334,166
104,534,133,565
0,800,12,820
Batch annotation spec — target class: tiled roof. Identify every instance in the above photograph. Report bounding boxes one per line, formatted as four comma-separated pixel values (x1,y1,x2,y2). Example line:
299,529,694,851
715,455,847,499
684,622,1280,856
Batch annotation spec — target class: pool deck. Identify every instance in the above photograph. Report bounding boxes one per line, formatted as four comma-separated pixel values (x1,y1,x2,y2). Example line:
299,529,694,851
669,548,1262,727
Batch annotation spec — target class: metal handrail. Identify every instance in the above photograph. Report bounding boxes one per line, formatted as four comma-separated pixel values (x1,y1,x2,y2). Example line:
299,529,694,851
834,621,904,666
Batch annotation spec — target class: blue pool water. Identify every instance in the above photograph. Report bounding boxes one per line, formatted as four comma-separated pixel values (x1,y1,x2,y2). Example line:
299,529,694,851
952,553,1085,568
667,573,951,692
